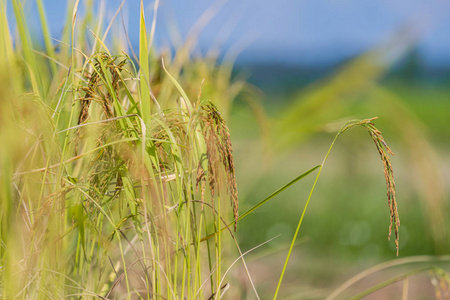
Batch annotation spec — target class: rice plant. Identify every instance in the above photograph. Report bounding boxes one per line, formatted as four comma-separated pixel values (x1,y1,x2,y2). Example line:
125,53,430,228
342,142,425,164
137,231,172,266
0,0,250,298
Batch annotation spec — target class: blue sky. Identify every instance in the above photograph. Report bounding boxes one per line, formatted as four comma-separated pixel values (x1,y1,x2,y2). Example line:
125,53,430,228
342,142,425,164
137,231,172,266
16,0,450,66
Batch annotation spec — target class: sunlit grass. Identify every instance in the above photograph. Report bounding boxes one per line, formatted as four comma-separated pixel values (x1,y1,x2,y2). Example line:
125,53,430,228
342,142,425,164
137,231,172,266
0,1,252,298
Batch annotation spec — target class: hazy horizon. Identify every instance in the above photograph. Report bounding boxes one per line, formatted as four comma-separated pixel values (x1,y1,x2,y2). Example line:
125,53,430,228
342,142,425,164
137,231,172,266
10,0,450,67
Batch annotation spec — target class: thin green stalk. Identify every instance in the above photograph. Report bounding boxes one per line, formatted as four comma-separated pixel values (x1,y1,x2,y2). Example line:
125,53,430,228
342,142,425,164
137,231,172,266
215,195,222,300
194,214,204,298
185,192,192,299
58,0,80,190
273,130,342,299
204,208,215,296
181,253,186,300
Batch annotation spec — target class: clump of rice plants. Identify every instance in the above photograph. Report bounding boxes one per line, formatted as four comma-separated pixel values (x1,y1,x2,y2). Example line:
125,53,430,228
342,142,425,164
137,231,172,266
0,1,250,298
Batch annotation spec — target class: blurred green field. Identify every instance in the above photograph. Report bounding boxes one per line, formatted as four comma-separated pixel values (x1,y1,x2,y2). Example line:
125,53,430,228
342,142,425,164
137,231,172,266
228,73,450,298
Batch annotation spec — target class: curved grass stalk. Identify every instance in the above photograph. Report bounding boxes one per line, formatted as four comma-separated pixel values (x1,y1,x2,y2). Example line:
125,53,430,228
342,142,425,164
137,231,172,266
348,267,433,300
326,254,450,300
215,236,279,300
13,137,140,175
161,57,193,113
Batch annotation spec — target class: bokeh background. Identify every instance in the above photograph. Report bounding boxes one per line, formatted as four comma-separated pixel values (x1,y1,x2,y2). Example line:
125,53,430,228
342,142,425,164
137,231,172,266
14,0,450,298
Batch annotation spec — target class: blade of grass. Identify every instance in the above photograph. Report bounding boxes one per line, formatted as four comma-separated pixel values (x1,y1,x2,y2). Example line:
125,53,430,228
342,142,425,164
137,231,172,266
238,165,320,222
200,165,320,242
36,0,57,74
139,0,151,123
11,0,45,97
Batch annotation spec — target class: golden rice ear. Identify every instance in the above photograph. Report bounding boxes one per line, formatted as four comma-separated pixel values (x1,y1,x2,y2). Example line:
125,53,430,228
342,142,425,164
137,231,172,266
341,117,400,256
195,101,239,231
75,53,128,155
